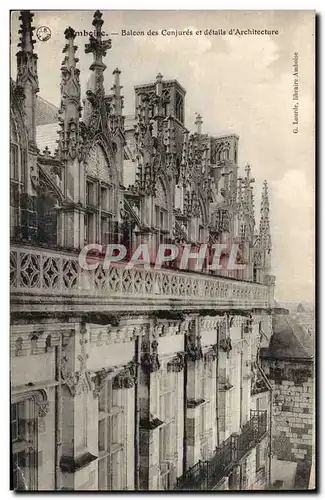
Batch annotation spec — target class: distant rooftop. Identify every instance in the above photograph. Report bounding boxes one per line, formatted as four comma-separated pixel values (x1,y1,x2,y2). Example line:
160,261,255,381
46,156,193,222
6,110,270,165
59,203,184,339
36,96,59,127
36,122,60,155
134,79,186,95
260,314,313,361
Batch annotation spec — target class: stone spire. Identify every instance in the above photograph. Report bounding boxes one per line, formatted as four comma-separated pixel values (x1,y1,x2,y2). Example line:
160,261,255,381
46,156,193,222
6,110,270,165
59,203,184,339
259,180,271,250
195,113,203,135
16,10,39,143
85,10,111,97
155,72,163,98
108,67,125,134
58,27,81,160
152,73,169,118
111,68,123,116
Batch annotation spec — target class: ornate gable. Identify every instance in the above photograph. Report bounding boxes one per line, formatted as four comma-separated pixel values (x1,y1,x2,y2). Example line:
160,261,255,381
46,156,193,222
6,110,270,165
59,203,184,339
86,143,111,183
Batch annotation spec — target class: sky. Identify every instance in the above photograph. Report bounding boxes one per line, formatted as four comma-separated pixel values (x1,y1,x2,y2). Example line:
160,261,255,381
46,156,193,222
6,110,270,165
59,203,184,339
10,10,315,303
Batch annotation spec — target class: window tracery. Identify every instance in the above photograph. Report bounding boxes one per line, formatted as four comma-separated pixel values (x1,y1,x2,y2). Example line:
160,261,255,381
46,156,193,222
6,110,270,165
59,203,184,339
158,366,177,489
10,117,25,238
84,144,116,246
97,377,127,490
154,178,169,244
11,390,48,491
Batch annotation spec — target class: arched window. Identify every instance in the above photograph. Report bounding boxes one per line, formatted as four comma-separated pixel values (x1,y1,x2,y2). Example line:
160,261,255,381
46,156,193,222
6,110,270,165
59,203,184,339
197,201,206,244
97,377,127,490
37,193,58,246
10,121,19,182
220,148,230,161
175,92,184,123
154,178,168,244
10,117,25,238
85,144,116,246
11,391,47,490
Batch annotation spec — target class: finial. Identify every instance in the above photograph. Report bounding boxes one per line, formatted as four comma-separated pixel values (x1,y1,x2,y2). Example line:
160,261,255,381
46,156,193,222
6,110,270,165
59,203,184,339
62,27,79,69
112,68,122,91
42,146,51,157
17,11,36,53
64,26,76,40
111,68,123,116
262,180,269,197
59,24,81,159
261,180,269,212
156,72,163,97
16,9,39,115
93,10,104,31
194,113,203,134
259,180,271,250
85,10,111,72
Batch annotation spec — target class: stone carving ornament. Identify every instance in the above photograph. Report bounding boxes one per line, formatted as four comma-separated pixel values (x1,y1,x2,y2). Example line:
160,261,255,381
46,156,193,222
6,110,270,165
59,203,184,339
113,361,136,389
37,400,49,418
218,337,232,355
86,144,111,183
186,321,203,362
141,340,161,373
91,368,113,398
167,352,185,373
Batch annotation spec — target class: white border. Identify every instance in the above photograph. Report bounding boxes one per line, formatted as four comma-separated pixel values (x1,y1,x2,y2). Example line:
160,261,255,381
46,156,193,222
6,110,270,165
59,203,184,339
1,1,321,498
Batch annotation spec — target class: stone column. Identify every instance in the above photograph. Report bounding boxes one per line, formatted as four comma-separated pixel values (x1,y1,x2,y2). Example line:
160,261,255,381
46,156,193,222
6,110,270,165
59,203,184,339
201,348,218,457
184,316,204,468
59,323,97,490
167,355,185,481
112,363,136,490
217,316,232,443
138,321,162,490
185,360,203,467
241,318,253,426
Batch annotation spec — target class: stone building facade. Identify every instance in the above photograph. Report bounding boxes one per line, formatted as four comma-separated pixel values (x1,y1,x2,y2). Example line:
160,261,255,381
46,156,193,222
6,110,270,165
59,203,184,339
10,10,276,491
260,314,314,489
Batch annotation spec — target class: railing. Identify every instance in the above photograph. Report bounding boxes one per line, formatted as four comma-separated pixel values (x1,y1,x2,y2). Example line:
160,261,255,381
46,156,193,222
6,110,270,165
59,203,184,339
175,410,268,491
235,410,267,462
10,245,270,311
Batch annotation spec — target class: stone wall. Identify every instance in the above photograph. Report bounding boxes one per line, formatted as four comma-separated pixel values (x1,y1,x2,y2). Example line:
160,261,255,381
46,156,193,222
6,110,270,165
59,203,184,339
11,311,272,491
262,359,314,463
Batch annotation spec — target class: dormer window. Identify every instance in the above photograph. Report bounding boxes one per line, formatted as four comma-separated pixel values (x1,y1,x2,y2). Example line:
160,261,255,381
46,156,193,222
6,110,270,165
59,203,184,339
86,180,96,206
220,148,230,161
100,186,108,211
10,143,19,181
175,91,184,123
10,116,25,238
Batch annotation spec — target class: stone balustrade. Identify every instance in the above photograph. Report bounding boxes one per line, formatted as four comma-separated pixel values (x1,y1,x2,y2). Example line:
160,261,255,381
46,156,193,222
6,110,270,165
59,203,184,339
10,244,270,314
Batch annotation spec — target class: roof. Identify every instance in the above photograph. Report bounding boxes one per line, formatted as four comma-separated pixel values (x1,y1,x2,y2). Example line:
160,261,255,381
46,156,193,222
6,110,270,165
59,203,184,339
36,96,59,126
36,122,60,155
134,79,186,95
260,314,313,362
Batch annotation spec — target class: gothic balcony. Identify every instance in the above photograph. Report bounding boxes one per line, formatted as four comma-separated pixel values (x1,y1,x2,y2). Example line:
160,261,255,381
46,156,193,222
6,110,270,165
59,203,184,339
10,244,270,315
175,410,268,491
